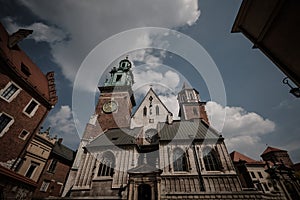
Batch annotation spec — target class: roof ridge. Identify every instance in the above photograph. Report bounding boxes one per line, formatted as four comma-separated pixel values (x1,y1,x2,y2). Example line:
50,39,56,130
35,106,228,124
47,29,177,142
261,146,286,156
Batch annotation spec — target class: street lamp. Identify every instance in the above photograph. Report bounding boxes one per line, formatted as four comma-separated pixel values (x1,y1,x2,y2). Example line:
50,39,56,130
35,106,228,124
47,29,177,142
282,77,300,98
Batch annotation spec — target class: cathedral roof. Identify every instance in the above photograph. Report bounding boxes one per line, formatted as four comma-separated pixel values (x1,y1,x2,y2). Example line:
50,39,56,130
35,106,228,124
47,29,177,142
261,146,286,156
128,164,162,174
86,127,142,149
158,119,220,141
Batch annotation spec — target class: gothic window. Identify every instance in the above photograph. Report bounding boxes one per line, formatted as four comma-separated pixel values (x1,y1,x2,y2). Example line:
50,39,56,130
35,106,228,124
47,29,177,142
193,107,198,115
98,151,115,177
173,148,188,171
156,105,159,115
203,147,220,171
143,106,147,116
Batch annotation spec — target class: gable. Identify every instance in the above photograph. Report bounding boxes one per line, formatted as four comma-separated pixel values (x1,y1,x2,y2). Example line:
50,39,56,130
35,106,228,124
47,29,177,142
131,88,172,130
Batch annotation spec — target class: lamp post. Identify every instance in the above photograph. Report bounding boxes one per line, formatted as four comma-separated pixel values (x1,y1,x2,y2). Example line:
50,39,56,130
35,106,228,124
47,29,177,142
282,77,300,98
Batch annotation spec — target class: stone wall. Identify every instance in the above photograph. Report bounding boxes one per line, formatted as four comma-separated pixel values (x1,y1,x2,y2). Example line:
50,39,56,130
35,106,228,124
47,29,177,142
161,191,284,200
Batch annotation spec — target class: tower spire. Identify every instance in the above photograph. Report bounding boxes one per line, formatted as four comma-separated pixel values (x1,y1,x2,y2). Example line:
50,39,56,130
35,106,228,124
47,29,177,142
177,83,209,124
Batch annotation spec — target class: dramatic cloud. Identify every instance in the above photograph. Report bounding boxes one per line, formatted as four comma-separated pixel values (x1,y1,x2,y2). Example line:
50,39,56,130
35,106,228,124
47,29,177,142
2,17,67,44
206,101,276,158
13,0,200,82
47,105,79,149
132,65,182,119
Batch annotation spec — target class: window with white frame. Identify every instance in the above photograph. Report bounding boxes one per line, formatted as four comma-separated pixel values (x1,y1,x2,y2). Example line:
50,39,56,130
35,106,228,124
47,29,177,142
40,180,50,192
0,82,21,102
19,129,29,140
23,99,39,117
0,113,14,137
25,162,39,179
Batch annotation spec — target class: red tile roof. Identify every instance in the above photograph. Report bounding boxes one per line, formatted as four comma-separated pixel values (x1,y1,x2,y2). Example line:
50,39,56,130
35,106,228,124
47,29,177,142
0,23,51,101
230,151,264,165
261,146,286,156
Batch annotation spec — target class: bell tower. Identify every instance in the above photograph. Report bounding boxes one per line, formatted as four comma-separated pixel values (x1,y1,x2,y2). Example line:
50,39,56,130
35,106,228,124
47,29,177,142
177,82,209,124
95,57,136,131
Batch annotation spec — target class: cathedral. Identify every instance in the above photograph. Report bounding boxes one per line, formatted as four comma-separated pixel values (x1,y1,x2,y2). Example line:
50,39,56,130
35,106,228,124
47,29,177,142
63,58,284,199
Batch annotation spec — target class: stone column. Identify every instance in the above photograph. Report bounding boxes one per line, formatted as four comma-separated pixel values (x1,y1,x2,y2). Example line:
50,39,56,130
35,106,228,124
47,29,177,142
82,154,92,186
79,153,90,186
157,177,161,200
74,152,86,186
128,180,134,200
133,183,138,200
86,156,96,186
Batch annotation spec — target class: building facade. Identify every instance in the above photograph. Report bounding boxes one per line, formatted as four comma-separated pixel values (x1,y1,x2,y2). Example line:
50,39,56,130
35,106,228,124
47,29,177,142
231,151,275,193
0,23,57,199
33,138,75,199
63,57,284,200
17,128,56,183
261,146,300,200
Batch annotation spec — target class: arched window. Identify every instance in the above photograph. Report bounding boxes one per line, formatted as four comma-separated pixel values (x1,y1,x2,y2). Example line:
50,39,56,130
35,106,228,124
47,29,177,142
143,106,147,116
190,93,194,100
98,151,115,177
173,148,187,171
156,105,159,115
203,147,220,171
193,107,198,116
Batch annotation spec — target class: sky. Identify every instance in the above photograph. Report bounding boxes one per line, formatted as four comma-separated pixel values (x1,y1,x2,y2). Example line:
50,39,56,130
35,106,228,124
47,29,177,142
1,0,299,163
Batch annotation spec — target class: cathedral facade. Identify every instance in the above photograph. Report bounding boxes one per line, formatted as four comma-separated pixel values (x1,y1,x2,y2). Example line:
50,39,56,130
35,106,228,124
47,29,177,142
63,58,283,199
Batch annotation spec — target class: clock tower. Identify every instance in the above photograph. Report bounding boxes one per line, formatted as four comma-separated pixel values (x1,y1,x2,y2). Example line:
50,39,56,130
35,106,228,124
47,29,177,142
95,57,136,131
177,82,209,124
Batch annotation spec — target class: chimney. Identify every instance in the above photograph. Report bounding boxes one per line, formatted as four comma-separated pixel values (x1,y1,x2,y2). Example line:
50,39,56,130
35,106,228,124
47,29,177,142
167,113,173,124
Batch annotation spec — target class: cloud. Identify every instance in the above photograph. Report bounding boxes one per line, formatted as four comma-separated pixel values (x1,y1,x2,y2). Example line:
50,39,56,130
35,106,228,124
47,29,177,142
47,105,79,149
206,101,276,158
48,105,76,133
132,67,181,118
2,17,67,44
13,0,200,82
133,69,180,91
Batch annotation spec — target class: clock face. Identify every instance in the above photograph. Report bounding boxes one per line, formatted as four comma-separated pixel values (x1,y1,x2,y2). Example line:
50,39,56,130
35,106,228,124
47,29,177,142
102,101,118,113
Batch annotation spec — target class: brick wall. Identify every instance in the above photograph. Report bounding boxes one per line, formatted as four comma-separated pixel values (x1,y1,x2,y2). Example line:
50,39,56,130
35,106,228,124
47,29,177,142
33,156,72,198
95,92,132,132
0,74,48,165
